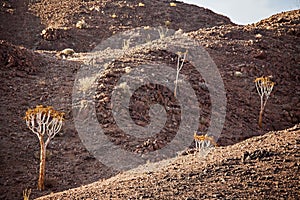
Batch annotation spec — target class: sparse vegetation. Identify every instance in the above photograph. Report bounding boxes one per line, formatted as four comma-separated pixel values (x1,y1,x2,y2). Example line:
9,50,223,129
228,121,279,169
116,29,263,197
158,26,169,39
78,76,97,94
23,188,31,200
194,132,217,153
24,105,64,190
164,20,171,26
174,50,188,97
254,76,275,128
123,39,131,50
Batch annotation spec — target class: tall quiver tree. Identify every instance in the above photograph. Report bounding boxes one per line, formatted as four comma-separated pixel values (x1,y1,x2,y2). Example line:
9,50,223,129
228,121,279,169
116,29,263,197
254,76,275,128
24,105,64,190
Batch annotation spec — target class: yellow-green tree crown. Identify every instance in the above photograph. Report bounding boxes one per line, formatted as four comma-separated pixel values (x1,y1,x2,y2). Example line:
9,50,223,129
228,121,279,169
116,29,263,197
24,105,64,121
194,132,217,147
254,76,275,86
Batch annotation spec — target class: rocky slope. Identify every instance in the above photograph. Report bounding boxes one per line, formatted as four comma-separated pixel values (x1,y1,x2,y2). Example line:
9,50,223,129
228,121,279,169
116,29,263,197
1,0,233,51
37,124,300,199
0,0,299,199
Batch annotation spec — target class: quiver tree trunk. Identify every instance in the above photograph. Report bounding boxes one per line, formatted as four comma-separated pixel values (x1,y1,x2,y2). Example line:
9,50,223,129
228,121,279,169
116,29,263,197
258,109,264,128
38,139,46,191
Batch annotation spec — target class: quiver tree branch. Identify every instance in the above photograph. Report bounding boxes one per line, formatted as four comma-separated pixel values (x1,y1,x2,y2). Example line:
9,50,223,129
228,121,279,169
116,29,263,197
254,76,275,128
24,105,64,191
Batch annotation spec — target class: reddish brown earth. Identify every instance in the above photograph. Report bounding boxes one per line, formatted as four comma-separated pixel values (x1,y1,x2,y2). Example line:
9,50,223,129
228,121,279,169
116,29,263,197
36,125,300,200
1,0,232,52
0,0,299,199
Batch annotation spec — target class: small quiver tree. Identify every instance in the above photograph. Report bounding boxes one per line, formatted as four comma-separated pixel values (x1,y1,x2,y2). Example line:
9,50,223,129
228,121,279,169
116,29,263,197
174,50,188,97
254,76,275,128
24,105,64,191
194,132,217,156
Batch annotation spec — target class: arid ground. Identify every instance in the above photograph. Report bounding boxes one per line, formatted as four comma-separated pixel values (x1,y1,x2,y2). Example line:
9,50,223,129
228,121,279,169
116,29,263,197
0,0,299,199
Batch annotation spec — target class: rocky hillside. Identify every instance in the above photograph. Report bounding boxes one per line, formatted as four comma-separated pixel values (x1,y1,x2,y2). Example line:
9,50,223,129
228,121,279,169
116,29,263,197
189,10,300,145
1,0,233,51
37,124,300,199
0,0,299,199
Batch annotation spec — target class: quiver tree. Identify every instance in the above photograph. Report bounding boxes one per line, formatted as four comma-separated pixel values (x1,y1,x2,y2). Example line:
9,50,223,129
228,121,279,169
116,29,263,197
194,132,217,153
254,76,275,128
174,50,188,97
24,105,64,190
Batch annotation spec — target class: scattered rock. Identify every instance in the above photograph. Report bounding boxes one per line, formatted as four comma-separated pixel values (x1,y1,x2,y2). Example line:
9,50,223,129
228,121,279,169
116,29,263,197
57,48,75,59
254,50,267,59
242,149,275,162
41,27,69,41
76,19,88,29
234,71,243,77
255,33,263,39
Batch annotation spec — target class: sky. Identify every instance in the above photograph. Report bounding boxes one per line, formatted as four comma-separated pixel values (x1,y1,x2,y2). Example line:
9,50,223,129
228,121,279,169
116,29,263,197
182,0,300,25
